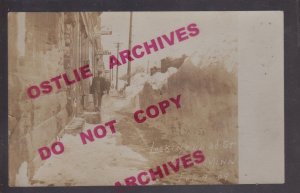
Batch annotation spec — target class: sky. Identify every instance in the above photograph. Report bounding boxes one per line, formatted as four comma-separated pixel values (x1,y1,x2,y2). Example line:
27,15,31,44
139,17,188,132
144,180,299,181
101,12,238,77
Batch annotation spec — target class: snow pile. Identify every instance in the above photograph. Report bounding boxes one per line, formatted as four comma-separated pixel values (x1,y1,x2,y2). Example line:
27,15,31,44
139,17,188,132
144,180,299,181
125,67,178,99
117,79,127,91
32,123,149,186
15,161,30,186
125,72,149,99
147,67,178,90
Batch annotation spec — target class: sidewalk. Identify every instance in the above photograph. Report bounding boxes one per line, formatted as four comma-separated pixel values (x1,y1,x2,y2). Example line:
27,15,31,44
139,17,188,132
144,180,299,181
31,94,149,186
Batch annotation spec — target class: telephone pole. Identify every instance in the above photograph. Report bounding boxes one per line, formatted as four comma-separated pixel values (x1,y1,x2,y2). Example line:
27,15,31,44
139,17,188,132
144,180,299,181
127,12,133,85
114,42,122,90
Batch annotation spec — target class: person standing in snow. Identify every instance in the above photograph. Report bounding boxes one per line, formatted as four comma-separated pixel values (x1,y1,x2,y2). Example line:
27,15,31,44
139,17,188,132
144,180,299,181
90,70,106,111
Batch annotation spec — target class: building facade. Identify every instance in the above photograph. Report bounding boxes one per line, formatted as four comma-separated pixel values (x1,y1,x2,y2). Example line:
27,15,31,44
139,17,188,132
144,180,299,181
8,12,103,185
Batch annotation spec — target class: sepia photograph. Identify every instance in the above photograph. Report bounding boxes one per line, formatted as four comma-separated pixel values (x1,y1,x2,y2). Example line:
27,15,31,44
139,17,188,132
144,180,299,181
8,11,283,187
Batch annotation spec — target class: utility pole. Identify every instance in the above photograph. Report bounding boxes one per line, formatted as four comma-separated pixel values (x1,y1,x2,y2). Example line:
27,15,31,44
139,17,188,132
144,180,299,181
111,55,113,84
127,12,133,85
114,42,122,90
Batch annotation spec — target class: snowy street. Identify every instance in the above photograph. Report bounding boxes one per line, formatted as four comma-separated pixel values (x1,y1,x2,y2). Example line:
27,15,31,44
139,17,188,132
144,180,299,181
30,61,229,186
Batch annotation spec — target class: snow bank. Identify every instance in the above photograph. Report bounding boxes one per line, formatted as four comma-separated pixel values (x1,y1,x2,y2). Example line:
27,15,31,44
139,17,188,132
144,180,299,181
15,161,30,186
125,67,178,100
147,67,177,90
32,123,149,186
117,79,127,91
125,73,149,99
